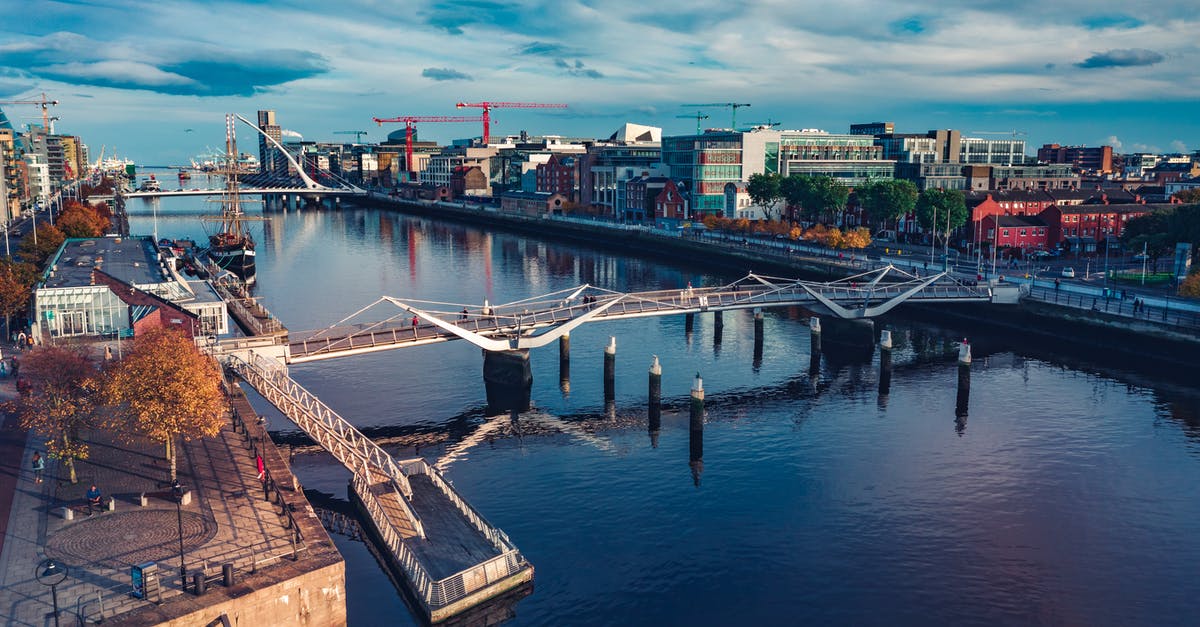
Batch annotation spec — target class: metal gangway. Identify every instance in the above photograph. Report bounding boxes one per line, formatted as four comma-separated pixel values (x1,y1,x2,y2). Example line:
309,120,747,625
225,352,532,620
287,267,993,363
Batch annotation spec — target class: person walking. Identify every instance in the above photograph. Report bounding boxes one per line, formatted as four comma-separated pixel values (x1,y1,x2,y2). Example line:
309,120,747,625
31,451,44,483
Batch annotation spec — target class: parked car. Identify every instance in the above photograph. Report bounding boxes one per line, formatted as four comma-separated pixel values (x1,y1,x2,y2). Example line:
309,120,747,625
1061,267,1076,278
1032,250,1059,259
1132,253,1150,261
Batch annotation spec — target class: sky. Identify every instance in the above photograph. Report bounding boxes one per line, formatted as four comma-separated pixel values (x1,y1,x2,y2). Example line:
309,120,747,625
1,0,1197,165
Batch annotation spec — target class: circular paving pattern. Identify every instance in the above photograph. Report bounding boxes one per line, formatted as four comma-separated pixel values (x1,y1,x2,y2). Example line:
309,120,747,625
46,510,216,569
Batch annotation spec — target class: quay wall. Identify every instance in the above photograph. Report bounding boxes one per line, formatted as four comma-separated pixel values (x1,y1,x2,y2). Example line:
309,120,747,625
355,194,1200,370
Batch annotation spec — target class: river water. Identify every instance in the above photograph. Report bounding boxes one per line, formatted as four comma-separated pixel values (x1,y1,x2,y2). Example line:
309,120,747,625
126,190,1200,626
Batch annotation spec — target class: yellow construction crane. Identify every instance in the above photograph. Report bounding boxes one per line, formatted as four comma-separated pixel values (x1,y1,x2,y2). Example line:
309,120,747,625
0,93,59,130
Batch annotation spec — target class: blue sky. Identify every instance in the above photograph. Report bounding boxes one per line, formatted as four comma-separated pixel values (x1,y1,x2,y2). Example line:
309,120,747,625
1,0,1196,164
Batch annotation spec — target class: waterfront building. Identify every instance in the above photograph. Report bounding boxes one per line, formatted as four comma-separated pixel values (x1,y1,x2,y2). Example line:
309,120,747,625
980,214,1049,252
624,175,672,222
959,136,1026,165
579,127,662,218
450,165,489,197
990,163,1079,190
499,190,567,216
425,145,497,194
654,178,689,227
535,153,579,201
23,153,49,205
0,128,26,222
32,236,227,342
663,128,891,216
1037,143,1114,174
256,110,284,173
723,181,757,220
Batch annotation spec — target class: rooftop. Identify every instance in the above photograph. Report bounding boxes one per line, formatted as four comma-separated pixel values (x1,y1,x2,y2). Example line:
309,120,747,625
41,236,164,289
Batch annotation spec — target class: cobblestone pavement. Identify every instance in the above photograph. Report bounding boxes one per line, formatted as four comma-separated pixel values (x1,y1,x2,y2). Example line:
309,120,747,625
0,363,300,626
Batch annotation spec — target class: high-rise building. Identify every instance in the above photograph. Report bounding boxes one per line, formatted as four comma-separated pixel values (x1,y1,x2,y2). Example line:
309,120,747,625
256,110,283,173
849,122,894,136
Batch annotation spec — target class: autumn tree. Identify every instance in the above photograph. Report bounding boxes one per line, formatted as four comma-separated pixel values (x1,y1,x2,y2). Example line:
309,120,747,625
857,179,918,231
10,346,100,483
18,224,66,267
101,328,226,481
1179,271,1200,298
1173,188,1200,204
56,201,111,238
0,260,34,334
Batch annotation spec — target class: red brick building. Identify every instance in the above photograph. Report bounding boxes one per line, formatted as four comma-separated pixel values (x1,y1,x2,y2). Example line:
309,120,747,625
980,214,1049,251
654,179,688,222
1036,144,1114,174
535,154,578,201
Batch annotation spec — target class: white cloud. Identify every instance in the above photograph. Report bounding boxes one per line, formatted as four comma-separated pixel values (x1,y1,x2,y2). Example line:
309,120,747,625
1170,140,1187,153
1106,135,1123,150
36,61,196,86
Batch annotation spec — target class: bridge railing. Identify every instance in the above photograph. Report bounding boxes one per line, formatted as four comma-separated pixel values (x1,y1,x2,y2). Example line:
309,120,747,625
226,352,425,538
351,469,435,599
400,459,518,553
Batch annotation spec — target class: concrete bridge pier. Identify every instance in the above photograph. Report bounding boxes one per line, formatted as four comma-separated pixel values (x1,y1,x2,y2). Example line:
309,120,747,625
483,349,532,413
809,317,822,376
648,356,662,448
752,309,764,370
685,313,695,334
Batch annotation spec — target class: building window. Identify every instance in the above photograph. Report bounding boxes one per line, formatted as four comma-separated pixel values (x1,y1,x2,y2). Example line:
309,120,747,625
1020,229,1027,236
1002,229,1010,237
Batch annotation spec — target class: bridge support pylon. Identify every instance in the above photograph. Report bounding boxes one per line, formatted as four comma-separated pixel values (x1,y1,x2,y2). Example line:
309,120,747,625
483,349,532,413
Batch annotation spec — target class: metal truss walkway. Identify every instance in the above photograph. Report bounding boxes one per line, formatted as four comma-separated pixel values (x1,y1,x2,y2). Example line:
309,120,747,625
287,266,991,363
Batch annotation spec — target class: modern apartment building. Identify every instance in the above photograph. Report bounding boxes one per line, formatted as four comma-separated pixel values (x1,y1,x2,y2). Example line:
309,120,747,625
1036,144,1114,173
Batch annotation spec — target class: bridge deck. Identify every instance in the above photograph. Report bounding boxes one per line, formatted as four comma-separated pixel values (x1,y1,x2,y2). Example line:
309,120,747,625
405,474,501,580
287,275,991,362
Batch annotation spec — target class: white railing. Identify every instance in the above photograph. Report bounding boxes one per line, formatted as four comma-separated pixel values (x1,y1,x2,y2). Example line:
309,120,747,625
228,353,424,537
351,470,434,597
405,460,516,552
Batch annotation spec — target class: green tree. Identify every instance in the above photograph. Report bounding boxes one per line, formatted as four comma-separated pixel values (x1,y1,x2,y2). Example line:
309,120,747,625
857,179,918,230
746,173,783,221
916,188,968,248
101,327,226,481
780,174,814,222
1122,209,1175,270
10,346,100,484
807,175,852,226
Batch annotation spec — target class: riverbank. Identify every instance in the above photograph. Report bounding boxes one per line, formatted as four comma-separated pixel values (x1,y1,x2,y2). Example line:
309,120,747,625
355,193,1200,366
0,343,346,626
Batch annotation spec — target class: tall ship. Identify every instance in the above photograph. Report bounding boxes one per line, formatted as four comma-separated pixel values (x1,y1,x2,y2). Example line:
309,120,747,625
202,115,260,281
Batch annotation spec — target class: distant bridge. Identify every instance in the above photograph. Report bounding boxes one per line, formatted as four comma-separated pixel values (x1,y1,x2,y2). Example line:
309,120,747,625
258,267,995,364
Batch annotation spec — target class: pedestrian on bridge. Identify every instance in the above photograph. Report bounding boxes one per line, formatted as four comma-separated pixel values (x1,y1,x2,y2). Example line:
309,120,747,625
411,315,419,327
460,308,469,321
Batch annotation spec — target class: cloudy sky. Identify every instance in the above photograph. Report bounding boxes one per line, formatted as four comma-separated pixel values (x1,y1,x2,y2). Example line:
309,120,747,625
2,0,1197,164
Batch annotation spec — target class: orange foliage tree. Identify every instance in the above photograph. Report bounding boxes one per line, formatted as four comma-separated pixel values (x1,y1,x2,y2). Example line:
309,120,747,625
10,346,101,483
100,328,226,481
18,224,66,267
1179,271,1200,297
56,201,111,238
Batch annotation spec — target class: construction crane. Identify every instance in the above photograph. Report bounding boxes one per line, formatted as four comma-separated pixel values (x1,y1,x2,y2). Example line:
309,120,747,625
682,103,751,130
0,93,59,130
454,101,568,145
372,115,483,181
334,130,368,142
676,113,709,134
969,130,1028,137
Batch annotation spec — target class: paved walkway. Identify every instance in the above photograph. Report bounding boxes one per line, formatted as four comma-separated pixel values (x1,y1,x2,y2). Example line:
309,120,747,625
0,357,301,625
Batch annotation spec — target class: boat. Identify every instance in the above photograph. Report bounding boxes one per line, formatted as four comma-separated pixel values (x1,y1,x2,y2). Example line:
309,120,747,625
202,116,261,282
138,175,161,192
178,168,191,182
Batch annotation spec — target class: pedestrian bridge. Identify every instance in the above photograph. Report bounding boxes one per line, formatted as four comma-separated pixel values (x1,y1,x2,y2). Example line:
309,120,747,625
265,266,993,364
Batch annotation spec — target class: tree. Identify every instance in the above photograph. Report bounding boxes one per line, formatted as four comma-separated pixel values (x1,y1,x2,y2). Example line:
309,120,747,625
915,189,968,248
1172,188,1200,204
1122,209,1176,269
806,176,851,226
780,174,814,222
101,327,226,481
0,262,32,334
1179,271,1200,298
10,346,100,483
857,179,918,230
746,173,783,221
18,224,65,267
56,201,111,238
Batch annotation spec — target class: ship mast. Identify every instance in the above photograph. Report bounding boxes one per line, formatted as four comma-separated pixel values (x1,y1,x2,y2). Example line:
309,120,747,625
203,113,260,234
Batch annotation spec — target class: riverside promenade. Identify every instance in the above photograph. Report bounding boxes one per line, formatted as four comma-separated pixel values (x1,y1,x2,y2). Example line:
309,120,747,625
0,345,345,625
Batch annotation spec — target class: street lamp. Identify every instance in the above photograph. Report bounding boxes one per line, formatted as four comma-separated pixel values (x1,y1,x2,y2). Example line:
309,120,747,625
35,558,67,627
172,480,186,584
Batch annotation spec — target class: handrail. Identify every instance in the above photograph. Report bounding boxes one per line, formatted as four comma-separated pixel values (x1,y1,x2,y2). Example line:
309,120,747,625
351,470,434,599
226,353,426,538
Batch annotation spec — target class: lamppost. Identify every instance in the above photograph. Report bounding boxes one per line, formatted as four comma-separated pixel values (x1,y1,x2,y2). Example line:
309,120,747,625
172,479,186,584
35,558,67,627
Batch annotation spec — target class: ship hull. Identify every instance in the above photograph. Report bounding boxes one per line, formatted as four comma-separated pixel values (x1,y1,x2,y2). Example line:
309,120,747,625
207,242,256,280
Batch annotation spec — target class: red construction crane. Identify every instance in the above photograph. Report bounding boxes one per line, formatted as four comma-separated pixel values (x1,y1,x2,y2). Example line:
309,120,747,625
372,115,483,180
454,101,567,145
0,92,59,131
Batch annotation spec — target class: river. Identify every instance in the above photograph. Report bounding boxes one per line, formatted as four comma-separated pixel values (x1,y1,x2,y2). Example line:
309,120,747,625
125,190,1200,626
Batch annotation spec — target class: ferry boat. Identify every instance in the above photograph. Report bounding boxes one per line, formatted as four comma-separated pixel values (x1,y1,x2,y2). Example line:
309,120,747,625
138,175,161,192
